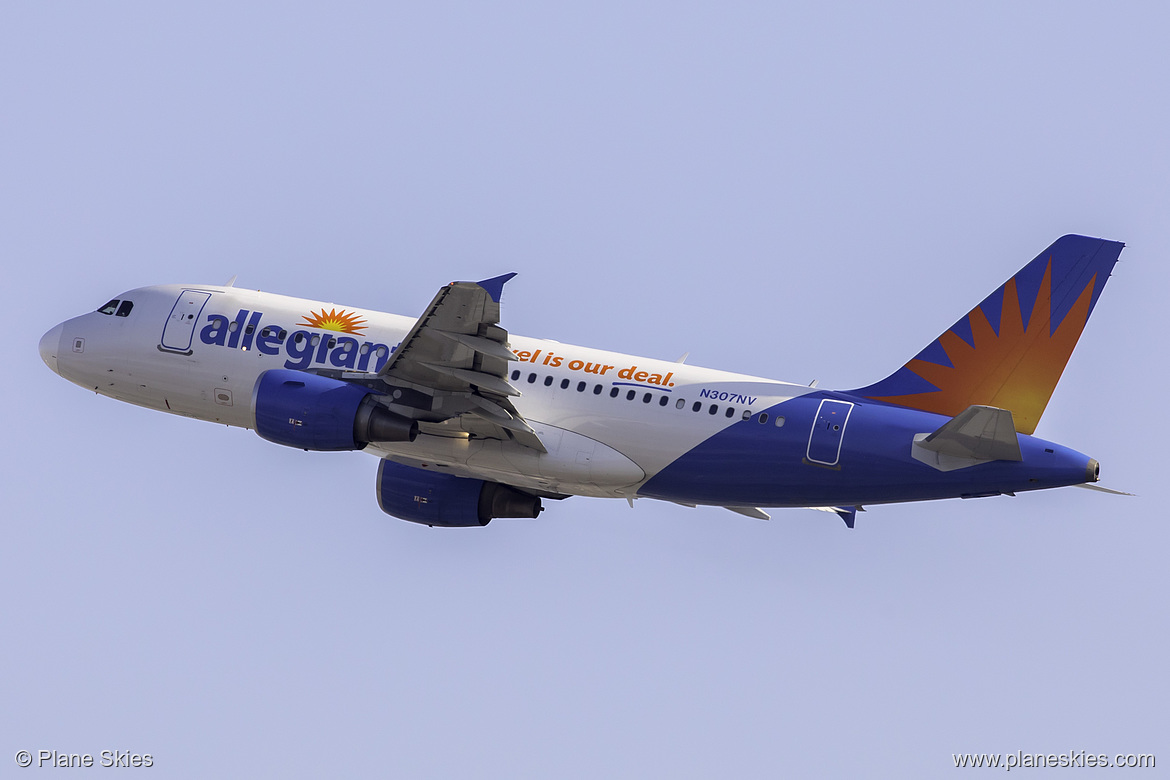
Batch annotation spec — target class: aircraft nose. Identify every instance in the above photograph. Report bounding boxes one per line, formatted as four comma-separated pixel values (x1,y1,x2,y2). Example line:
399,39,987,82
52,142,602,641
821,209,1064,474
39,323,63,374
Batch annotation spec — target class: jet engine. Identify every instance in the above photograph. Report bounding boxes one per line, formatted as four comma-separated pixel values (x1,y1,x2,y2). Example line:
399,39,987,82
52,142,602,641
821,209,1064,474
253,369,417,451
376,459,543,527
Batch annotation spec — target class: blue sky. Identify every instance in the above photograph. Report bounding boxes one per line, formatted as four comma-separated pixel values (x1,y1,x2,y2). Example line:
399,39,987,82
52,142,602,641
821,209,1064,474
3,3,1166,777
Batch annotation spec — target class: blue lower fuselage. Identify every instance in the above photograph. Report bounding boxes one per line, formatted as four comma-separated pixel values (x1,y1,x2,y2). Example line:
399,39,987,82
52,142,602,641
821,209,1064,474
639,392,1094,508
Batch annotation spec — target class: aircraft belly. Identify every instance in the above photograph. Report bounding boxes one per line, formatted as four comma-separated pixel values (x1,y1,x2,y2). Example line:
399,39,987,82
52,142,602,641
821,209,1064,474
370,422,645,497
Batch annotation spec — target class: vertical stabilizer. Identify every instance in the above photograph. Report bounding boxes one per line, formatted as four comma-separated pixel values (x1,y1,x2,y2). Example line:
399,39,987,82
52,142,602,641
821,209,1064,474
851,235,1123,434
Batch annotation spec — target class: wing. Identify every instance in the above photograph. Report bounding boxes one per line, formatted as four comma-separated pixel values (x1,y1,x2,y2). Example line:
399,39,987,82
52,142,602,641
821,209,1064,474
369,273,546,452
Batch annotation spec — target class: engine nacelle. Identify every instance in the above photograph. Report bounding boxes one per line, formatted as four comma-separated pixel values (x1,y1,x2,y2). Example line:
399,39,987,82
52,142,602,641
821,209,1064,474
376,459,543,527
253,369,417,451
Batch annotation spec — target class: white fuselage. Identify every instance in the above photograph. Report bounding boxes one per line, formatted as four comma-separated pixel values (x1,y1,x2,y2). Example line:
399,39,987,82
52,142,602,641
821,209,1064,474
42,284,816,500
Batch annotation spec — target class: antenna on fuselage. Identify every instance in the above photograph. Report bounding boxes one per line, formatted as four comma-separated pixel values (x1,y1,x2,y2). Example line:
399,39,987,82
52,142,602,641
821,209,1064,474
675,352,689,364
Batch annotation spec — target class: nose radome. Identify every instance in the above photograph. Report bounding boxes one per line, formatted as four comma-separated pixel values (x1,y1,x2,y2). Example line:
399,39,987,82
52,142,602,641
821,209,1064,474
39,323,63,373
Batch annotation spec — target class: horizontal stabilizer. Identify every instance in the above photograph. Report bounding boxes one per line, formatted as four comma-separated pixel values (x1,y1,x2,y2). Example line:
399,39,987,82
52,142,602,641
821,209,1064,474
911,405,1021,472
921,405,1022,461
1072,483,1135,497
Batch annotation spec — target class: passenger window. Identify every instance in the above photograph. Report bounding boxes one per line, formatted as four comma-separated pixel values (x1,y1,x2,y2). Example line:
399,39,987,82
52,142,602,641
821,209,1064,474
775,416,786,427
560,378,570,389
593,384,603,395
692,401,701,412
245,323,255,335
642,393,652,403
709,404,718,415
278,330,287,340
676,398,685,409
610,387,619,398
97,299,119,315
759,412,769,424
658,396,668,406
626,390,636,400
527,373,537,384
725,407,736,418
543,375,553,387
511,370,521,381
577,381,586,392
115,300,134,317
741,410,751,420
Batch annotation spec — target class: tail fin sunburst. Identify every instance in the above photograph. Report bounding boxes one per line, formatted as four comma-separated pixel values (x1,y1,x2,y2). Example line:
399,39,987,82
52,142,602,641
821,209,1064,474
852,234,1124,434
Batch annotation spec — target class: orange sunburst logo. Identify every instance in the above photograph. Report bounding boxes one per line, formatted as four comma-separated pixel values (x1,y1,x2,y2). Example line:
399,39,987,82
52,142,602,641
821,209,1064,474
298,308,368,335
868,258,1096,435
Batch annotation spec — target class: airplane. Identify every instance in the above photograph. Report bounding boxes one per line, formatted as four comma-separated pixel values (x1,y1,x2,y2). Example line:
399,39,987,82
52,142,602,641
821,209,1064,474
39,234,1124,528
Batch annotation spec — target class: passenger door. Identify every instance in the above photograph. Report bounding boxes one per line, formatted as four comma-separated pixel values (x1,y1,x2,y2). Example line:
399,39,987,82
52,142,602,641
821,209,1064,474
160,290,212,354
806,399,854,466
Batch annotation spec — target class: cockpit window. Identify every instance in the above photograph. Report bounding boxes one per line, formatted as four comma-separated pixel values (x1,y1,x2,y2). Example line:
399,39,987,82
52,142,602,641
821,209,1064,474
115,300,134,317
98,299,120,315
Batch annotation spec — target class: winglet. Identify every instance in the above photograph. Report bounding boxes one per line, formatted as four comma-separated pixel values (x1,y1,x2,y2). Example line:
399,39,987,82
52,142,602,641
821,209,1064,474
475,273,517,303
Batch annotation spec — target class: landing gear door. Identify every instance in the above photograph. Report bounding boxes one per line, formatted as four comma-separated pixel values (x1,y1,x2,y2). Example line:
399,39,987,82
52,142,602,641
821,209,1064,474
806,399,854,466
160,290,212,354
